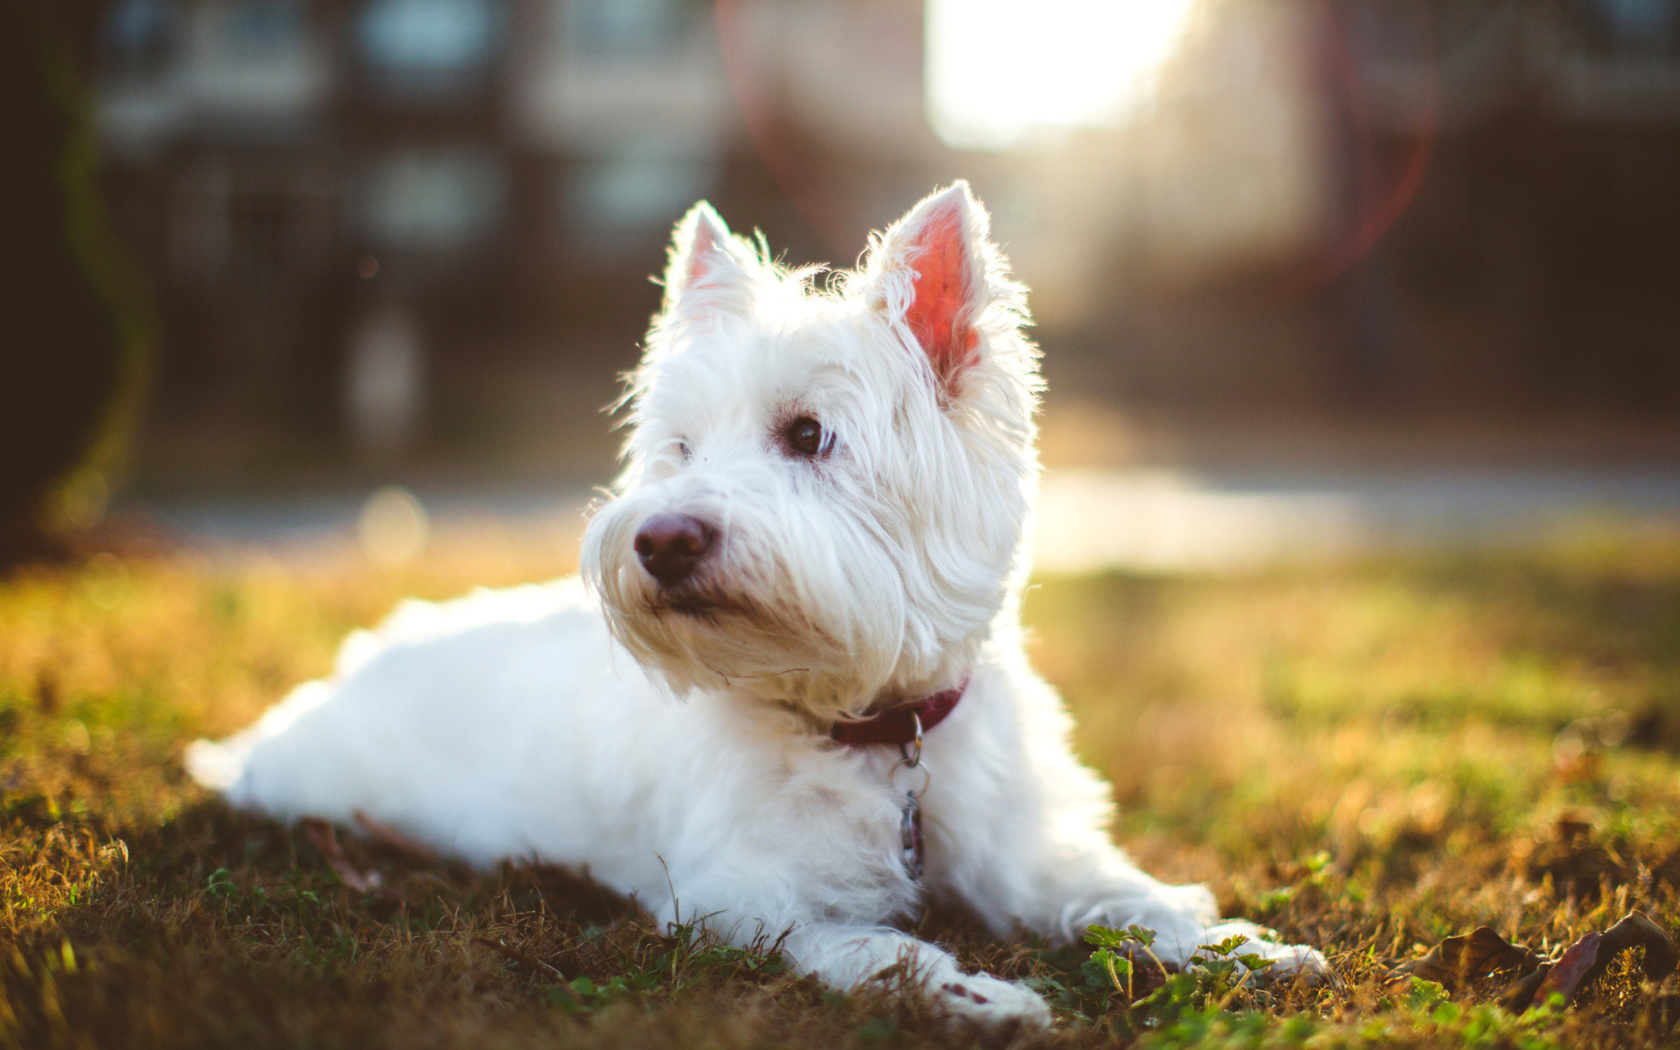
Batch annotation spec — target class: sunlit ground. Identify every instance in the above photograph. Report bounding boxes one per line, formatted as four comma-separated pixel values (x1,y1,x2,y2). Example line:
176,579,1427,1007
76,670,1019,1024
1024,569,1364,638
5,530,1680,1046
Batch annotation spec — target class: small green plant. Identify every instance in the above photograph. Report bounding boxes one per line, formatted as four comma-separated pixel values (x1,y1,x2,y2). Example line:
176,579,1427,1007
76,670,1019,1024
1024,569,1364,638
1066,924,1302,1043
1081,922,1165,1009
544,971,660,1013
530,919,786,1015
854,1015,898,1042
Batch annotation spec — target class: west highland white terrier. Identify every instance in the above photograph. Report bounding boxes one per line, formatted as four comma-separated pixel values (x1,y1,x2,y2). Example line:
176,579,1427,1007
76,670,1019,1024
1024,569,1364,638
188,183,1326,1024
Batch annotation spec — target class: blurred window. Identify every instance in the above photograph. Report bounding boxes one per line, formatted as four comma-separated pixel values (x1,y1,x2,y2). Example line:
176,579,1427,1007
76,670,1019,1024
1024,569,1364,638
561,145,718,253
1573,0,1680,55
357,0,505,74
169,161,334,290
1605,0,1677,42
357,150,507,250
227,0,306,57
101,0,180,79
564,0,698,56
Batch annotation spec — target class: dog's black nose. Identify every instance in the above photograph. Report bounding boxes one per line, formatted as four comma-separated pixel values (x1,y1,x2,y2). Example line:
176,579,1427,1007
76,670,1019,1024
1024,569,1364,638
634,514,715,585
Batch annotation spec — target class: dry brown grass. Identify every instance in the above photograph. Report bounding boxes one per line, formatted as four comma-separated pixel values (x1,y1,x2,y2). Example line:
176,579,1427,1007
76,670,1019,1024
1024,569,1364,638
6,527,1680,1047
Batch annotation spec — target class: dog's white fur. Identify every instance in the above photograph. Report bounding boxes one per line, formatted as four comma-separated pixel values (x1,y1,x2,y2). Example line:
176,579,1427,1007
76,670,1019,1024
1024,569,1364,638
187,183,1325,1024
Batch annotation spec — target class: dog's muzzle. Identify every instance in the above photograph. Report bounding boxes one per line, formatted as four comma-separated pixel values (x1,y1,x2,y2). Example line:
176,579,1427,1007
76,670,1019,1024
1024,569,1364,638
634,513,716,587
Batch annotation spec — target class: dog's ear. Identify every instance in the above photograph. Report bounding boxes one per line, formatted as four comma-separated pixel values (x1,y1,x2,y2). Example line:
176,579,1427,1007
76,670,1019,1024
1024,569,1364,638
662,202,759,319
867,181,1003,399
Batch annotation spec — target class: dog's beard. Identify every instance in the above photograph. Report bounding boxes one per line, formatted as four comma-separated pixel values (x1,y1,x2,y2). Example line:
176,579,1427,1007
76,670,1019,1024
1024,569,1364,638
582,487,908,717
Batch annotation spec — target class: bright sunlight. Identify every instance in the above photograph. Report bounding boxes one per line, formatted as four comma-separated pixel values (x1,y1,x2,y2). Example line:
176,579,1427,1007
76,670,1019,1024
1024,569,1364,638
925,0,1202,151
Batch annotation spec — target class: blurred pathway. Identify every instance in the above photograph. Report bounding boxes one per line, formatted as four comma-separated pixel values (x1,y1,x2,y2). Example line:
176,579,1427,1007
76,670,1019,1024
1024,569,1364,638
1033,466,1680,572
135,466,1680,574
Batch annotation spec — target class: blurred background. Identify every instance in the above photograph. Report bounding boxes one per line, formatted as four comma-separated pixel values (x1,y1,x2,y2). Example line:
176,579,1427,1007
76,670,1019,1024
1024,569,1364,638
6,0,1680,569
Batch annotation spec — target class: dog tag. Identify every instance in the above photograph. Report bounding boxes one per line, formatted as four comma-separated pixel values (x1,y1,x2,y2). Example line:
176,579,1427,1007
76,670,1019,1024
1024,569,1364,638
899,792,924,882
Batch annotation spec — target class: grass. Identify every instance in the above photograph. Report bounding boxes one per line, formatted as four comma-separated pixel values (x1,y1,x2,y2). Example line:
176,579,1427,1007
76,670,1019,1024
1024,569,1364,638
5,527,1680,1047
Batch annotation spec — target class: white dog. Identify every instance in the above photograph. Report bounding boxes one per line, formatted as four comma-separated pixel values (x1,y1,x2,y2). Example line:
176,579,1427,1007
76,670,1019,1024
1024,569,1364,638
188,183,1325,1024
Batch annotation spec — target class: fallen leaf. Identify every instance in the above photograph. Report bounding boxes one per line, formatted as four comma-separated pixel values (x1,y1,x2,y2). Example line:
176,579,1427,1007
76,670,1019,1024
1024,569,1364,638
1499,964,1553,1012
353,808,439,862
1600,911,1679,982
1392,927,1541,991
301,818,385,893
1503,912,1677,1012
1532,931,1601,1005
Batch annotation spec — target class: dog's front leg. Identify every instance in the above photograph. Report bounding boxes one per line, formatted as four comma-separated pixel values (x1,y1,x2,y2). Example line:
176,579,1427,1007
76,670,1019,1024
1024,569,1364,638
930,684,1327,978
775,921,1053,1026
947,813,1326,976
1046,875,1327,976
648,816,1053,1025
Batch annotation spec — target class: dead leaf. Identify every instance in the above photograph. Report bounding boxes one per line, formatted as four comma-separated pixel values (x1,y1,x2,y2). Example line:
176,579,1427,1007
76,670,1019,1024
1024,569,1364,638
1499,964,1554,1012
1533,931,1602,1005
1601,911,1679,982
301,818,384,893
353,809,439,862
1392,927,1541,990
1503,911,1676,1012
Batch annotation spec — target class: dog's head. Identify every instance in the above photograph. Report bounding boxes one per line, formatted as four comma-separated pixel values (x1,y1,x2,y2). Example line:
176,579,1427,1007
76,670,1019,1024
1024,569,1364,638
582,183,1041,719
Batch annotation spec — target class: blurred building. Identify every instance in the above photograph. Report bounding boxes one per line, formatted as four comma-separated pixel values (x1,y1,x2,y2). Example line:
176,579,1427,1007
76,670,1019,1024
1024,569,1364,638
97,0,740,475
1328,0,1680,414
94,0,1680,485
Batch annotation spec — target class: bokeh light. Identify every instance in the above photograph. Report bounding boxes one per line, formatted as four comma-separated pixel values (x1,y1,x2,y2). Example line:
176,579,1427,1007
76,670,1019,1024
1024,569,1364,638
357,486,430,568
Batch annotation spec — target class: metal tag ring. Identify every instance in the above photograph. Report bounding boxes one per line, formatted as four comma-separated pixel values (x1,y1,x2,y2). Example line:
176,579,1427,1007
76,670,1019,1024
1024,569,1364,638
899,712,924,767
889,757,932,798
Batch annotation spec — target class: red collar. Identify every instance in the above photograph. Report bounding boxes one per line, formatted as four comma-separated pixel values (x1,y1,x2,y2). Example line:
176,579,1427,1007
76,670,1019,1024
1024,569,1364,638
830,678,967,748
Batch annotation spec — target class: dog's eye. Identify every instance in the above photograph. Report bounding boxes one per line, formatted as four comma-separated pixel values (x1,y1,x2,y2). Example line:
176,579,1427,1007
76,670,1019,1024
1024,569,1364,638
784,416,827,457
677,440,692,462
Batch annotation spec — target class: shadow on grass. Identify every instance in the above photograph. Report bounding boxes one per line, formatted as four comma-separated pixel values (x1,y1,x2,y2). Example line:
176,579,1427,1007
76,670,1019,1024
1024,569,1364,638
8,801,1043,1050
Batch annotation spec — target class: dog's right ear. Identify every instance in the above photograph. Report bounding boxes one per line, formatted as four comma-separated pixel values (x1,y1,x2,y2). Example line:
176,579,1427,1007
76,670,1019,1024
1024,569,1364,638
661,202,759,319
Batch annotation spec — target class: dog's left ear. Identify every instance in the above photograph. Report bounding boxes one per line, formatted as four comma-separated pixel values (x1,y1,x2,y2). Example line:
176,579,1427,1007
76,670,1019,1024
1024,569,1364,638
866,181,1005,399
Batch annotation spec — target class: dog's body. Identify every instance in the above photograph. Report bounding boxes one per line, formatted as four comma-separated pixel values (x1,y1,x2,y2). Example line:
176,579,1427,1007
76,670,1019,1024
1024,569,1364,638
189,184,1323,1023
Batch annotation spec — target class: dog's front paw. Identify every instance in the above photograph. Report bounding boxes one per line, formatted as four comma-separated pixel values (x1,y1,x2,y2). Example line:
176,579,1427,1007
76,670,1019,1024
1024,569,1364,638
1202,921,1328,982
1243,939,1329,981
935,972,1053,1027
